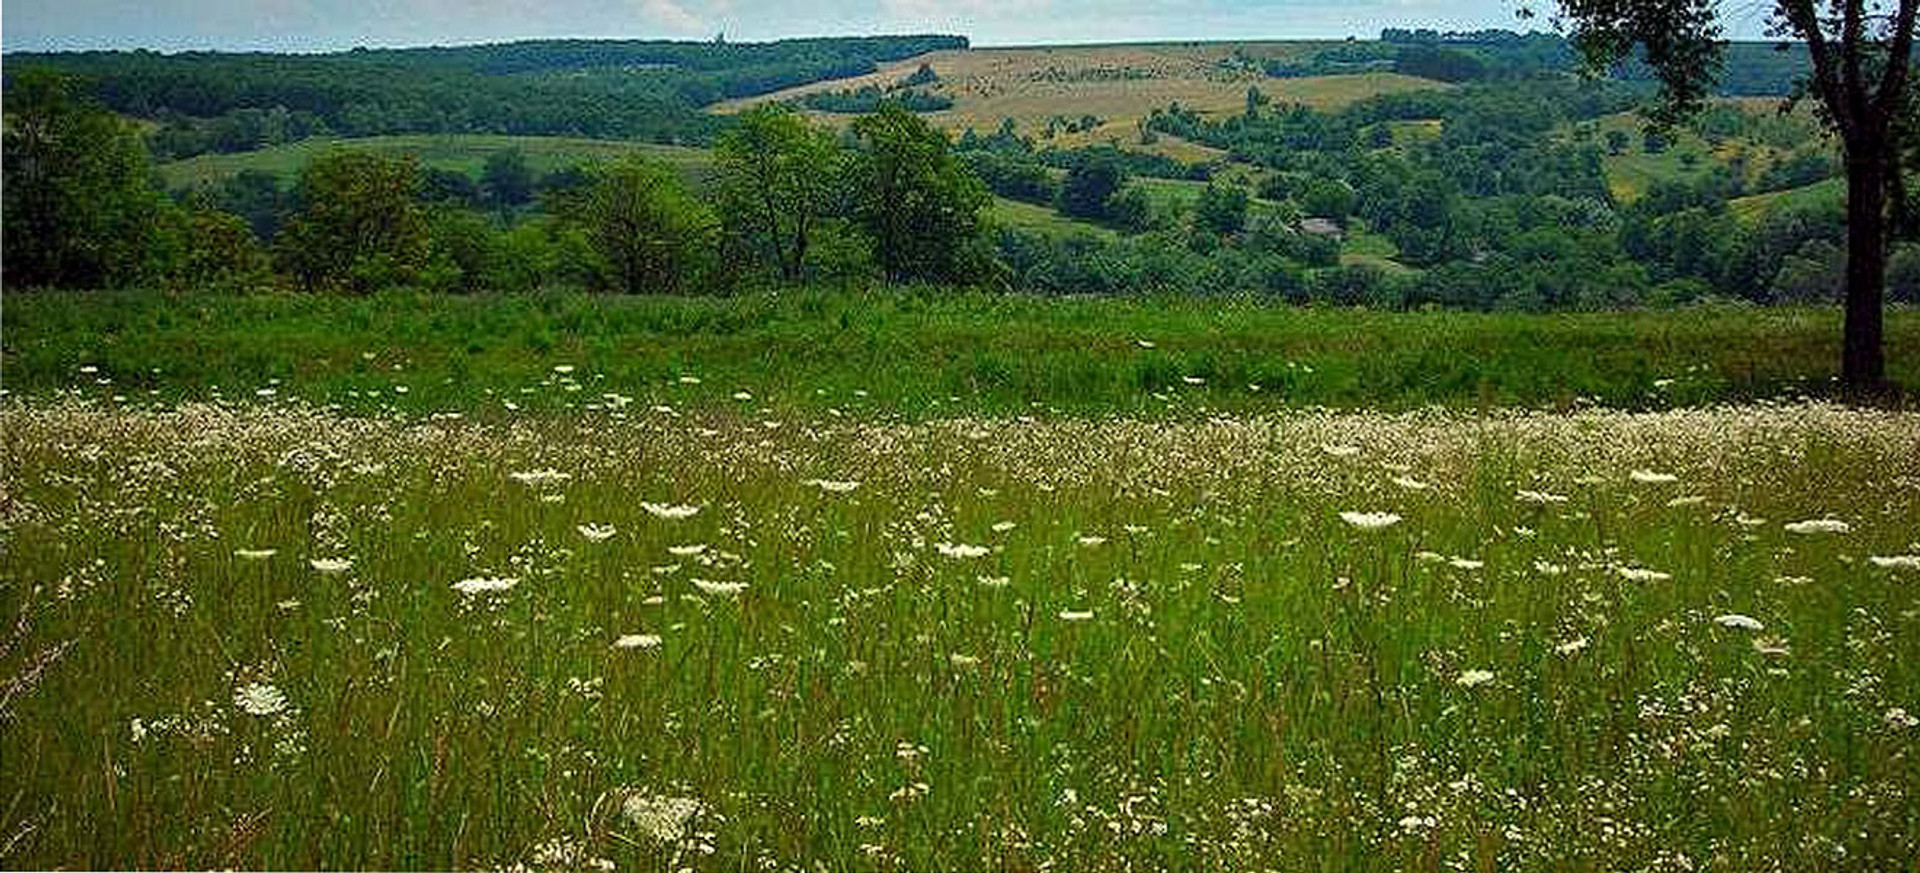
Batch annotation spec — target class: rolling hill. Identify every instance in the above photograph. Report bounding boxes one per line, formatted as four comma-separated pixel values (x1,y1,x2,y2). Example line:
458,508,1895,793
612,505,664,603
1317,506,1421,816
712,43,1449,156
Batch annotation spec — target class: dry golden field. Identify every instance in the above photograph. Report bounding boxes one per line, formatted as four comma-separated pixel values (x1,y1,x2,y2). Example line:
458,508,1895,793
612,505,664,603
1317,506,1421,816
712,43,1448,156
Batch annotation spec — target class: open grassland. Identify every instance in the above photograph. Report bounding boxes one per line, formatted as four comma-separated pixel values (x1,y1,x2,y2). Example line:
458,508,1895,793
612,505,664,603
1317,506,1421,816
1583,105,1833,205
712,44,1445,151
8,290,1919,416
990,197,1120,240
3,399,1917,869
1728,176,1847,222
155,135,714,190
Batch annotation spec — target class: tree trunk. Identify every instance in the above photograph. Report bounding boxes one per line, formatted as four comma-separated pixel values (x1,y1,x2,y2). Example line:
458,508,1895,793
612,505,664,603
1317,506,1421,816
1842,145,1888,390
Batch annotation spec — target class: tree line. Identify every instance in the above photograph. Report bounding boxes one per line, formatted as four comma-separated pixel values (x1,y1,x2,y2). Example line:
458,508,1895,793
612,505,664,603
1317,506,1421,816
6,65,1916,315
1,72,987,294
9,35,966,160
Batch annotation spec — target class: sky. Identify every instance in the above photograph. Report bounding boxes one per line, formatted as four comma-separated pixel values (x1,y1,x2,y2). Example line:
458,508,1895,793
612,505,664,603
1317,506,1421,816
3,0,1780,53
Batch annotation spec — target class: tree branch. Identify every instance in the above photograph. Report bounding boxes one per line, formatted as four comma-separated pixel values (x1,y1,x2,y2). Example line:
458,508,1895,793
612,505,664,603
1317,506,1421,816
1842,0,1868,122
1782,0,1854,138
1875,0,1919,119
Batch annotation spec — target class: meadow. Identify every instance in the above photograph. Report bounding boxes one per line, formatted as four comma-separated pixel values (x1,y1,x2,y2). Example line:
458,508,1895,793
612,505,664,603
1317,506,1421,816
9,290,1920,416
3,391,1917,869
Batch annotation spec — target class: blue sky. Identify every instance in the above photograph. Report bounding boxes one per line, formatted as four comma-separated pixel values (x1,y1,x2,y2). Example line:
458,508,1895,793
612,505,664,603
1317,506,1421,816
4,0,1777,53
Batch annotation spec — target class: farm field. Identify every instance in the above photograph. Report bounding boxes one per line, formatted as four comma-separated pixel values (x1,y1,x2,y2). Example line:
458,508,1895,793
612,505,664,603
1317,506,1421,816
155,135,715,190
712,43,1447,150
9,290,1920,416
4,394,1918,869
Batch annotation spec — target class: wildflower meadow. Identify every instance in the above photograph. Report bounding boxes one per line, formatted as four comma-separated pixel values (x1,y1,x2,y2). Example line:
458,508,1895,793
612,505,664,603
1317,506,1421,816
3,389,1917,870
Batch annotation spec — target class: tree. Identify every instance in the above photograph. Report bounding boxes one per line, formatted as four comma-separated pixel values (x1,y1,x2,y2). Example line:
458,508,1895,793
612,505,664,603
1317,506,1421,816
1196,182,1250,235
1300,178,1359,222
572,156,717,294
846,104,991,283
277,151,431,292
482,148,534,208
1057,154,1126,219
2,69,169,288
1548,0,1917,390
715,105,839,282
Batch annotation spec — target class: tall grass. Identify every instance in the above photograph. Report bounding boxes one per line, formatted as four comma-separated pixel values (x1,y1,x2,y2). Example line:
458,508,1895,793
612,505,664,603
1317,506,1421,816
7,289,1915,416
3,399,1916,869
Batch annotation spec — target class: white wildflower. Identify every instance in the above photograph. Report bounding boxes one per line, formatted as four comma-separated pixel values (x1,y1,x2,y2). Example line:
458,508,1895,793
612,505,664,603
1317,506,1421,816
613,634,663,650
234,682,289,717
308,557,352,573
576,523,617,542
935,542,991,559
667,544,707,557
623,792,704,843
1616,566,1671,582
1392,476,1430,491
1339,511,1402,530
1058,609,1095,622
1714,614,1764,632
509,468,572,486
452,576,519,596
1515,489,1568,504
1555,636,1589,655
235,548,278,561
1456,669,1495,688
641,502,701,520
1868,555,1920,570
1630,470,1678,484
692,579,747,597
1885,707,1918,730
1784,518,1850,535
802,478,860,493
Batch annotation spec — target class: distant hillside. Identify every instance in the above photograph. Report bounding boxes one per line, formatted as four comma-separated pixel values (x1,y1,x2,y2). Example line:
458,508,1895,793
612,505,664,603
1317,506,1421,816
9,35,967,156
713,43,1450,151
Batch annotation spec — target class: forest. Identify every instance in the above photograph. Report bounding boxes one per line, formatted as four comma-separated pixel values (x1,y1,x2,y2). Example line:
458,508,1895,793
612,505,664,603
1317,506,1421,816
3,30,1917,310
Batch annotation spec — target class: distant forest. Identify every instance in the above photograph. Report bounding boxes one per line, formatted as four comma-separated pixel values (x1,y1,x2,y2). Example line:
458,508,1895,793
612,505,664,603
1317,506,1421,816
4,31,1850,163
7,35,967,158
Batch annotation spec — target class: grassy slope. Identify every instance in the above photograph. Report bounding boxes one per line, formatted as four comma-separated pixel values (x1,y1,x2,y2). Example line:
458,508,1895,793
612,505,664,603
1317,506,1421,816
1728,176,1845,222
990,197,1119,239
156,135,714,189
7,289,1913,416
711,42,1446,154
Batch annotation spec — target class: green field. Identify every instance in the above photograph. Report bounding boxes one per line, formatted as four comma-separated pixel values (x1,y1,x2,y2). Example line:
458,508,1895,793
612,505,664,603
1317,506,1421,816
155,134,715,190
989,196,1119,240
1728,176,1847,222
6,290,1916,417
5,392,1917,868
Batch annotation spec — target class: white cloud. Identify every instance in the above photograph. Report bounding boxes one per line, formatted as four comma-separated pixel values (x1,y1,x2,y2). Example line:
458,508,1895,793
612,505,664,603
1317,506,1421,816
634,0,708,35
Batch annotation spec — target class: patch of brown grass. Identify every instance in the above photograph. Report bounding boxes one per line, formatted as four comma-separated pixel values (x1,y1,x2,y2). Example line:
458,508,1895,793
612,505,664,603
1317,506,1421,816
713,43,1447,154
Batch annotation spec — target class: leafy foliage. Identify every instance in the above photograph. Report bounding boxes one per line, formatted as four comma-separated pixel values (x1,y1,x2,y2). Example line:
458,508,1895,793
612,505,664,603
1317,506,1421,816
847,106,991,283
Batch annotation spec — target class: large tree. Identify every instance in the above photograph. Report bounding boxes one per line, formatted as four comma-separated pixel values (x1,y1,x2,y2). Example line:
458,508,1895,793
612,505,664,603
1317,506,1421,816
715,105,839,283
846,104,991,284
1547,0,1916,390
276,151,431,292
2,70,168,289
573,156,717,295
